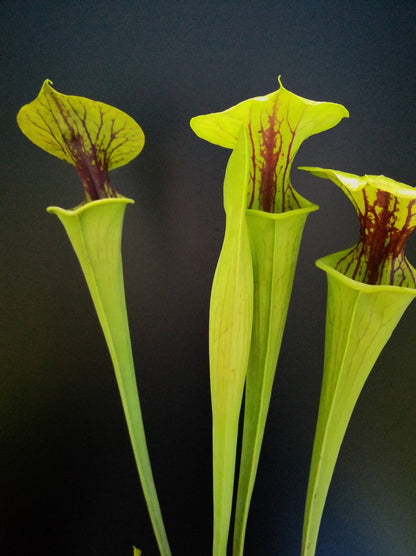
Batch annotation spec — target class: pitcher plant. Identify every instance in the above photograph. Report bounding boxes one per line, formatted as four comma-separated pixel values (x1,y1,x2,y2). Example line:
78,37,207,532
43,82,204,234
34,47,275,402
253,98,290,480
17,80,171,556
299,167,416,556
191,79,348,555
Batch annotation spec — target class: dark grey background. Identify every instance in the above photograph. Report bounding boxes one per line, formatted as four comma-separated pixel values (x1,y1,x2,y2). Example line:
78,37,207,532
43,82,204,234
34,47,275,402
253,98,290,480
1,1,416,555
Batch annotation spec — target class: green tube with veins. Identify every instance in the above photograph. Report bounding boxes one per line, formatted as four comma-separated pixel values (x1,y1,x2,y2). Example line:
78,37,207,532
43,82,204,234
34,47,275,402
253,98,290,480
299,167,416,556
17,80,171,556
208,126,254,556
240,204,316,553
191,79,348,556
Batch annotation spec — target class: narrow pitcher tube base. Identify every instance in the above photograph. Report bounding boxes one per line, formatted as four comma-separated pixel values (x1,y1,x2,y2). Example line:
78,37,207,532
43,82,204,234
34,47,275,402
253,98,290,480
301,254,416,556
233,202,317,556
48,198,172,556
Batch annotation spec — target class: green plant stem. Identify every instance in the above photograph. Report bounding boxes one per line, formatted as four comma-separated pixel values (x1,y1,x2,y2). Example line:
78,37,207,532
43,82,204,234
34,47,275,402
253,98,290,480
301,255,416,556
233,204,317,556
48,198,171,556
209,129,254,556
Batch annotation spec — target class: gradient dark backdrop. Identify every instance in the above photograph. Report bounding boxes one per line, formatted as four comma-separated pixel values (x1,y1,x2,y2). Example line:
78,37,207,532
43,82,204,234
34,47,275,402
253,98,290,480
1,1,416,555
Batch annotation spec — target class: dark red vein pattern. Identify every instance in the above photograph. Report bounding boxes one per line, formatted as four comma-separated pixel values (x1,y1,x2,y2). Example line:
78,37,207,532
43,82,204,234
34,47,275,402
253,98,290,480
20,82,143,201
247,99,303,214
335,189,416,287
